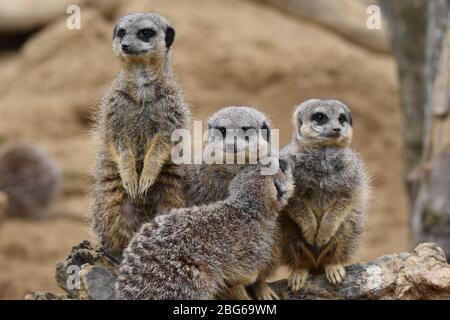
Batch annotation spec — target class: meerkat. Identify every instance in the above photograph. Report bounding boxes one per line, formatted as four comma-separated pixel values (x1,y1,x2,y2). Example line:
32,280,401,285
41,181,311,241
90,13,190,257
280,99,370,291
183,106,281,300
184,106,273,207
116,160,293,300
0,143,61,218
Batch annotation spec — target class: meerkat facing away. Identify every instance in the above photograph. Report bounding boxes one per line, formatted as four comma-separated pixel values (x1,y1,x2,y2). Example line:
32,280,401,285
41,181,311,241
0,144,61,218
280,99,370,291
116,160,293,300
90,13,190,257
184,106,273,207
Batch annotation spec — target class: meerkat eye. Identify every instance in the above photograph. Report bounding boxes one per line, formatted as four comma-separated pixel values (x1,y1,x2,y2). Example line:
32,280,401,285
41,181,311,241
118,28,126,37
339,114,348,124
312,112,328,124
138,28,156,41
215,127,227,137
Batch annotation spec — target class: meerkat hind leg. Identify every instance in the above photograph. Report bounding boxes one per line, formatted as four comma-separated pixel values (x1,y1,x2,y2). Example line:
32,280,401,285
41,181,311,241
324,264,346,285
288,268,309,292
252,281,279,300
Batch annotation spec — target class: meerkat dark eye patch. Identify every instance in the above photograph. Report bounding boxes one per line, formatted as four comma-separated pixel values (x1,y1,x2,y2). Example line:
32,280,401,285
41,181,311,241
117,28,126,38
165,26,175,49
137,28,156,41
274,181,286,201
214,127,227,137
312,112,328,124
339,113,348,124
279,159,290,174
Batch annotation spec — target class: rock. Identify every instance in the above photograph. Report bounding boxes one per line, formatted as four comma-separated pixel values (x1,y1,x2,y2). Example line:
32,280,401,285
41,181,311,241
252,0,391,53
54,240,118,300
0,0,120,33
24,291,69,300
28,242,450,300
272,243,450,299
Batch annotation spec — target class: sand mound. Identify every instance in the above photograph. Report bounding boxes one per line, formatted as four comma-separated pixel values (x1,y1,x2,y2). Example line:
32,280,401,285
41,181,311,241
0,0,407,298
252,0,390,54
0,0,119,33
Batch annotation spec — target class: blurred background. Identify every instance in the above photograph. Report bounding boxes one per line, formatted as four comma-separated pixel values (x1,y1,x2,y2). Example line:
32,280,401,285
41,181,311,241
0,0,448,300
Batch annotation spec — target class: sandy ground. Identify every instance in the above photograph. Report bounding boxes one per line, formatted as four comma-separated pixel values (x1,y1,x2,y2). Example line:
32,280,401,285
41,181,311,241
0,0,409,299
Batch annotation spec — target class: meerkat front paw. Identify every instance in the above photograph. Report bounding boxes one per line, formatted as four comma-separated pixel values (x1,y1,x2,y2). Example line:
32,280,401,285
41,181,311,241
254,283,279,300
287,268,309,292
122,173,139,200
138,171,157,197
324,264,346,285
302,228,316,246
315,233,332,248
257,287,279,300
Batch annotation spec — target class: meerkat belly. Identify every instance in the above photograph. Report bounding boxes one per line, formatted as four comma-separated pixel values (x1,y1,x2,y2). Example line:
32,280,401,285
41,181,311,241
299,185,333,219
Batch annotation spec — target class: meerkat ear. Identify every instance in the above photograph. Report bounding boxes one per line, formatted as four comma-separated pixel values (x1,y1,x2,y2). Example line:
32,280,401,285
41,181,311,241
298,116,303,128
261,121,271,141
165,26,175,49
348,112,353,126
112,25,118,40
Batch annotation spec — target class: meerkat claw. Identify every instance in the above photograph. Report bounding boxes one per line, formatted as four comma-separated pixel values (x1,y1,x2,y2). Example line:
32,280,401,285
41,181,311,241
260,288,280,300
254,285,279,300
138,175,155,197
123,178,138,200
315,235,331,248
325,264,346,285
288,269,309,292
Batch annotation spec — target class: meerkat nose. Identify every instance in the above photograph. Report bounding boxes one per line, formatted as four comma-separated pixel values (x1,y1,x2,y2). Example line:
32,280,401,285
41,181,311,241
333,128,341,133
122,44,130,52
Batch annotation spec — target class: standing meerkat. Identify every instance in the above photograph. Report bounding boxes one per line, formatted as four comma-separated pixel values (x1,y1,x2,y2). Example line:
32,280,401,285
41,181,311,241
185,106,273,207
90,13,190,256
116,160,293,300
0,143,61,218
280,99,370,291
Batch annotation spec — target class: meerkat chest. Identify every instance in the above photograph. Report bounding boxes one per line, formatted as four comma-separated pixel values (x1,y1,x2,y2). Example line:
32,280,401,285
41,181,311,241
294,152,356,213
295,150,356,190
190,165,240,205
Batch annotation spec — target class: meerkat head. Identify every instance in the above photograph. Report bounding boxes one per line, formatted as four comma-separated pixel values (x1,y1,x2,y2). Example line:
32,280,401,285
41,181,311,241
206,106,272,163
293,99,353,148
112,13,175,64
228,159,294,214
